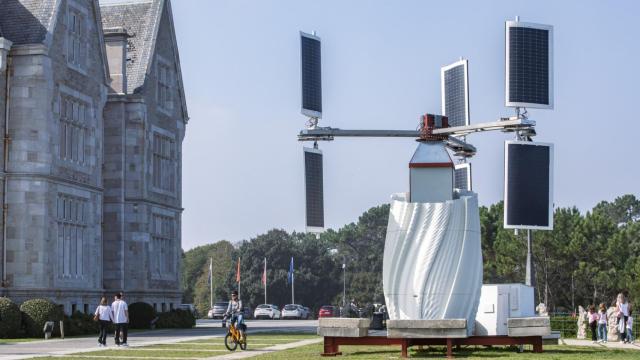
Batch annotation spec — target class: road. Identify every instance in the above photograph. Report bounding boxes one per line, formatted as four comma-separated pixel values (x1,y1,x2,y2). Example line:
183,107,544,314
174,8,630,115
0,319,318,360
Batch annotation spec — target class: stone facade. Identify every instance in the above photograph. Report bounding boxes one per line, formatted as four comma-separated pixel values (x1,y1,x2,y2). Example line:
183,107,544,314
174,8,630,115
0,0,187,314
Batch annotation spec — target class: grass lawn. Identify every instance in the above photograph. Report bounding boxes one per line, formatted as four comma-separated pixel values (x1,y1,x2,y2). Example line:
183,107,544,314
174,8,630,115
32,332,318,360
0,338,39,344
251,343,640,359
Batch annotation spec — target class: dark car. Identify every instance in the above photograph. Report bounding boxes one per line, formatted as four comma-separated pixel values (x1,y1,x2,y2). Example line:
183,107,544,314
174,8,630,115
318,305,339,318
242,306,253,320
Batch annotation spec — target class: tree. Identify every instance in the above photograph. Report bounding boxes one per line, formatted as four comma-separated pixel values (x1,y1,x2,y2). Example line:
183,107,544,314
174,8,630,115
593,194,640,225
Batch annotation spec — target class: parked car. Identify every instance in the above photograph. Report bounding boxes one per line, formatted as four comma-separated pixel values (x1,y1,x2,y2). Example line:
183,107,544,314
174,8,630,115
178,303,198,317
254,304,281,320
301,306,311,319
318,305,339,318
282,304,304,319
209,301,229,319
242,306,253,320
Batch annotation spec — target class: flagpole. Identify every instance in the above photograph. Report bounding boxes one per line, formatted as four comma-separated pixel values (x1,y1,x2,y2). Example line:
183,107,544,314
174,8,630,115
264,258,267,304
292,271,295,304
210,257,213,309
237,258,241,299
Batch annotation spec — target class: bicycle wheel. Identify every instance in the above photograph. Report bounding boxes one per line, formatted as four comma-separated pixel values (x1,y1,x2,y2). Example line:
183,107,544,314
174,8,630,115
224,333,238,351
239,334,247,350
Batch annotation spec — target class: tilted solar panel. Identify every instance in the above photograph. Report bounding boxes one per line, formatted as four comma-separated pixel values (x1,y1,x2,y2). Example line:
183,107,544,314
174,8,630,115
505,21,553,109
300,32,322,118
441,60,470,127
304,147,324,232
504,141,554,230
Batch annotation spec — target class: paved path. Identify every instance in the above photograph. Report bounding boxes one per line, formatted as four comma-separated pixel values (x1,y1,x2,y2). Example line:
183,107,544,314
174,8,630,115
560,338,640,350
203,338,323,360
0,320,317,360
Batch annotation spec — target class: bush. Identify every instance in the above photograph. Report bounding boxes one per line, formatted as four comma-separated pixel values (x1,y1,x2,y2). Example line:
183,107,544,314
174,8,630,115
61,311,100,336
0,297,21,338
155,309,196,329
129,302,156,329
20,299,63,337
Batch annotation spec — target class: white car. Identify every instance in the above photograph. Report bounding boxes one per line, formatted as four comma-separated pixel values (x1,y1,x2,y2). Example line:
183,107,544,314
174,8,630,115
253,304,281,320
282,304,309,319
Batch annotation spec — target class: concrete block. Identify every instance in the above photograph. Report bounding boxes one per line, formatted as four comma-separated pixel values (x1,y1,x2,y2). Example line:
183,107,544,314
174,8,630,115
317,327,368,337
319,318,371,328
387,319,468,338
508,326,551,337
507,317,550,328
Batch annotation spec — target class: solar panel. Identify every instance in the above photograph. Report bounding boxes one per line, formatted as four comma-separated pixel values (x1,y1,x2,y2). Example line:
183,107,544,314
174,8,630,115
304,147,324,232
441,59,470,127
505,21,554,109
300,32,322,118
454,163,472,191
504,141,554,230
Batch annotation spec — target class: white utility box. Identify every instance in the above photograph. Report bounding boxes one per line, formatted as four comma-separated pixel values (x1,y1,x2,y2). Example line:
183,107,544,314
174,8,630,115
474,284,534,336
409,142,453,203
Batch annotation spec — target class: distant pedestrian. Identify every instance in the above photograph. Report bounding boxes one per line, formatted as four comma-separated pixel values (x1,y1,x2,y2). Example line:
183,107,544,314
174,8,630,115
112,292,129,347
616,293,631,343
94,297,113,347
626,309,634,344
587,305,598,343
597,303,608,343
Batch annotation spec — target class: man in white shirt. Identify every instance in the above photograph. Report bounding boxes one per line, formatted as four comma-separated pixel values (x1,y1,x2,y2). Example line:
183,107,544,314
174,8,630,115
112,292,129,347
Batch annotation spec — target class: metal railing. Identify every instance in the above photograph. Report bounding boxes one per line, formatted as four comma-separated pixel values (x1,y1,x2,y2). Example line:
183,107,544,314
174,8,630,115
550,312,639,340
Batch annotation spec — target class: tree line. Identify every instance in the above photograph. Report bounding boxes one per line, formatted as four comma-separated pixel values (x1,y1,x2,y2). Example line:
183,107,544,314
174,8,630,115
182,194,640,316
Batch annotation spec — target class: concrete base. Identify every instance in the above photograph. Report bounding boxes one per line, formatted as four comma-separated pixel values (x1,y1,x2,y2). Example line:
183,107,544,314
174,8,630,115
318,318,371,338
508,317,551,337
387,319,468,338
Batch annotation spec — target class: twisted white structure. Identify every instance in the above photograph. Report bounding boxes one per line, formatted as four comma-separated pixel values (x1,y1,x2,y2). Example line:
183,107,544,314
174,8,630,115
383,191,483,335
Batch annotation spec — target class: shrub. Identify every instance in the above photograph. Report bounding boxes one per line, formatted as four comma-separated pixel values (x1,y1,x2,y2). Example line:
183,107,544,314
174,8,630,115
62,311,100,336
0,297,21,338
156,309,195,329
129,302,156,329
20,299,63,337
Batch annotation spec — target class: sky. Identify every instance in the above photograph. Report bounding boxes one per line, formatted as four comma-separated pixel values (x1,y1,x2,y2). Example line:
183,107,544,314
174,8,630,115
168,0,640,250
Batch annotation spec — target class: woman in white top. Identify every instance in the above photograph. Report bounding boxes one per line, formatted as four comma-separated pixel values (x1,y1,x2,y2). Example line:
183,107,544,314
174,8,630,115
94,297,114,347
616,293,631,343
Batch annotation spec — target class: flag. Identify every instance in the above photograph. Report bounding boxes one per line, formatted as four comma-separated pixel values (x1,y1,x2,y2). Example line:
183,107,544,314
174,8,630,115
208,259,213,285
236,258,241,283
342,263,345,269
287,257,294,284
262,258,267,286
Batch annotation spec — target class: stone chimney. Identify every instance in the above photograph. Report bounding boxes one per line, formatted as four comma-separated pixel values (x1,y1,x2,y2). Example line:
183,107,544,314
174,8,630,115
103,27,129,94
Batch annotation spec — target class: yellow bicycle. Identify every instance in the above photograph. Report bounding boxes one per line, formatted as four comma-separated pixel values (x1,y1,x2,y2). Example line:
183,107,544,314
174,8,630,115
224,317,247,351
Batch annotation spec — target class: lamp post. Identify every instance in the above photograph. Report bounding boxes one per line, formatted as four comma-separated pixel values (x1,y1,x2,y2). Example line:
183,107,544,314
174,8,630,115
342,258,346,310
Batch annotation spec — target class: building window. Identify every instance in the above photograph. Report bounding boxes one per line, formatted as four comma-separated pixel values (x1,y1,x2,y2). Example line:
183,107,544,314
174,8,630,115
57,195,87,279
151,214,175,279
59,96,89,165
157,61,173,112
67,7,86,69
152,132,175,193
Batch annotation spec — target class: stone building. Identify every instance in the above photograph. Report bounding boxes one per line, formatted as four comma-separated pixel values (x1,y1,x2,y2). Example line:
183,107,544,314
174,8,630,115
0,0,187,313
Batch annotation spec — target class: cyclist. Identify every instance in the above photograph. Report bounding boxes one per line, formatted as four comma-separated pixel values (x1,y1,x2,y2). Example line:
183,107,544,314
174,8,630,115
225,290,246,340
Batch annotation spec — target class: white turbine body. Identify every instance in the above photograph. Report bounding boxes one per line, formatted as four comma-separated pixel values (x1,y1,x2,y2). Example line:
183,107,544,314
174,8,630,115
383,191,483,335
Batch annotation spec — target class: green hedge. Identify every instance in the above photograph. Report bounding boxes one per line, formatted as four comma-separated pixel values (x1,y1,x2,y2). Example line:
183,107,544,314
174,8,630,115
129,302,156,329
0,297,21,338
20,299,63,337
62,311,100,336
156,309,196,329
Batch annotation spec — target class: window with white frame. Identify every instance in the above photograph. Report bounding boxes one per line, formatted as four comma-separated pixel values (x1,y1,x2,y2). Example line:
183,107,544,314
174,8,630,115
157,61,173,112
59,95,88,165
151,214,175,278
152,132,176,193
67,6,86,69
56,195,87,278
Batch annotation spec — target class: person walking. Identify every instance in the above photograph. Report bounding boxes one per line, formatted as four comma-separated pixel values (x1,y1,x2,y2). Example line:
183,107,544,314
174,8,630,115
94,297,113,347
616,293,630,343
112,292,129,347
597,303,608,343
626,309,634,344
587,305,598,343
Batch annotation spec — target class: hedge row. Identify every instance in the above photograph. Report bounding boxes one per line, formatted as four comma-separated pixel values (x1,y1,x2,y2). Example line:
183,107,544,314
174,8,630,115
0,298,194,338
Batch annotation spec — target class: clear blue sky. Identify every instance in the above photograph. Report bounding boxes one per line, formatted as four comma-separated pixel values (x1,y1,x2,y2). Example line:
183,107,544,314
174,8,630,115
172,0,640,249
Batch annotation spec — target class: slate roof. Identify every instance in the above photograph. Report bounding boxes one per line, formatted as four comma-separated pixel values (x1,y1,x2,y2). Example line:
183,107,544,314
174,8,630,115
0,0,57,45
100,0,162,93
